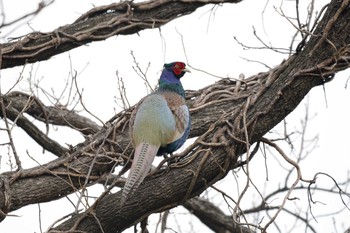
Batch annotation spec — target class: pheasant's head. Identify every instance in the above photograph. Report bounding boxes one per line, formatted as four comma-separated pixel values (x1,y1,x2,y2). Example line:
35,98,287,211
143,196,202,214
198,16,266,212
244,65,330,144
159,61,190,97
163,62,191,79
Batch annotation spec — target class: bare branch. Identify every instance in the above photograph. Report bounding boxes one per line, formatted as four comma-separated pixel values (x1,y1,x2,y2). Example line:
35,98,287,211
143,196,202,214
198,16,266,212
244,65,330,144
0,97,68,156
0,0,54,31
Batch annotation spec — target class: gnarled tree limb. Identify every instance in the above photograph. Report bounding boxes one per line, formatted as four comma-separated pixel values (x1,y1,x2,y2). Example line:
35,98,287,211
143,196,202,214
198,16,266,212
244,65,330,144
3,91,101,135
1,0,242,69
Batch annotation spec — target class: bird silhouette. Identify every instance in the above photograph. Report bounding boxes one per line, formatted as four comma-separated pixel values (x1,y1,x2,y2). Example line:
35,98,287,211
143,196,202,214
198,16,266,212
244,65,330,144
121,62,191,204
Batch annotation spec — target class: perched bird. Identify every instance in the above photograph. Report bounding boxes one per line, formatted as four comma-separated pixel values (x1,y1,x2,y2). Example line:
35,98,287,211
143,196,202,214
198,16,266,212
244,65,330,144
121,61,191,204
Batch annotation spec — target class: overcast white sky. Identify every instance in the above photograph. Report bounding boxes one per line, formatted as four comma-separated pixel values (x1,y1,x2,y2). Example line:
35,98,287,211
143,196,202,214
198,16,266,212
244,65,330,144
0,0,350,232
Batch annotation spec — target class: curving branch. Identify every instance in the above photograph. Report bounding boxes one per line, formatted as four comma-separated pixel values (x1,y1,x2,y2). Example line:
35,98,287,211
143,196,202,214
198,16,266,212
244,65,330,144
3,91,101,135
0,91,102,157
1,0,242,69
0,101,68,156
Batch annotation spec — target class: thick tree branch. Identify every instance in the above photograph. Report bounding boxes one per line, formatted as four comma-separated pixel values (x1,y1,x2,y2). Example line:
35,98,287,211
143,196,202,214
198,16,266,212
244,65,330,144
3,91,101,135
0,91,101,157
1,0,242,69
0,101,68,156
184,198,251,233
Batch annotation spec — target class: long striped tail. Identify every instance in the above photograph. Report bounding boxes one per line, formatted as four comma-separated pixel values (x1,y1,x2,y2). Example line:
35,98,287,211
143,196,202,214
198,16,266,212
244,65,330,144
121,142,159,204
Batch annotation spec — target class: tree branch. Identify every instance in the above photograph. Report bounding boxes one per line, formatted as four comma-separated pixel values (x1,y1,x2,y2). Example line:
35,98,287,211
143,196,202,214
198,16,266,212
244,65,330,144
184,198,251,233
1,0,242,69
3,91,101,136
0,96,69,156
0,91,101,157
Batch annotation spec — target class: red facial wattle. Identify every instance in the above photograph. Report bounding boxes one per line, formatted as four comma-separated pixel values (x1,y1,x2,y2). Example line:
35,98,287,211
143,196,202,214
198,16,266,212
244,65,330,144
173,62,185,75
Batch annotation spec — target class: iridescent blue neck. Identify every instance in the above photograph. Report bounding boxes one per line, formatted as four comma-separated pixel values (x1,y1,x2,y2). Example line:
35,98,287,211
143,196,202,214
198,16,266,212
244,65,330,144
158,69,185,98
159,68,181,84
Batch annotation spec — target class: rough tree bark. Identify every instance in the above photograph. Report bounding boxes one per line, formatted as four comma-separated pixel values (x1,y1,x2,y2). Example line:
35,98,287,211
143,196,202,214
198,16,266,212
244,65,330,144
183,198,251,233
0,0,349,232
0,0,241,69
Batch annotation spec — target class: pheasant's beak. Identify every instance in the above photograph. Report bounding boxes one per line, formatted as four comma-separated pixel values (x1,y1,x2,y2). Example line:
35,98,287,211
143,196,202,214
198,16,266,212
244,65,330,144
183,67,191,73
